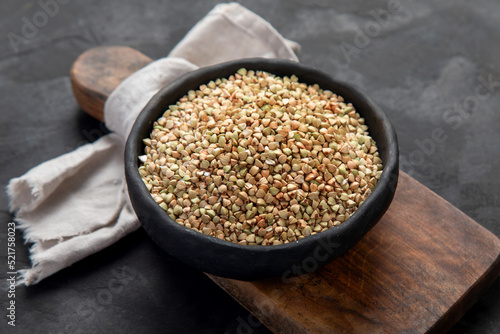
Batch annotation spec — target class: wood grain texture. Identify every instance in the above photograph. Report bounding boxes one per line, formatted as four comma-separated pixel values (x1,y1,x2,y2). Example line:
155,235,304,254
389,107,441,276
69,46,153,121
209,171,500,333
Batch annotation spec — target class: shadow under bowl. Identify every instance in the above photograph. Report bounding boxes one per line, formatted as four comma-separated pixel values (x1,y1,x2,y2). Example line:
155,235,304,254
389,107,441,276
124,58,399,281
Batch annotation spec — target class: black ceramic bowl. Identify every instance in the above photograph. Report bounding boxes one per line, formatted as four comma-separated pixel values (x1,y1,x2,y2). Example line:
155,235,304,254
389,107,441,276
125,58,399,281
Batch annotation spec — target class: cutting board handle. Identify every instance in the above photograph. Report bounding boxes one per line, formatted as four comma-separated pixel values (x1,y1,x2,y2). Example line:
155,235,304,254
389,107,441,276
69,46,153,122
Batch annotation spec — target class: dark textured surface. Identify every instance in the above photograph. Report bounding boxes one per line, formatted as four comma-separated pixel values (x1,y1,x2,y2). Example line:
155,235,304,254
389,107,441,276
0,1,498,333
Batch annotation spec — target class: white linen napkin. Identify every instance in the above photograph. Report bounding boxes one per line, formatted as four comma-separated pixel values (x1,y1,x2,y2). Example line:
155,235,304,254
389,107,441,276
7,2,299,286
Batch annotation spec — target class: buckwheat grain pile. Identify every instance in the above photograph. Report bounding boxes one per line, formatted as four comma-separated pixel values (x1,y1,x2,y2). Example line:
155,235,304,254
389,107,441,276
139,69,382,246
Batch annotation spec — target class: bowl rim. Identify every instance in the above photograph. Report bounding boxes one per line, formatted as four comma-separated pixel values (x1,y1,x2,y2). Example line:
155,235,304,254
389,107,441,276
125,57,399,256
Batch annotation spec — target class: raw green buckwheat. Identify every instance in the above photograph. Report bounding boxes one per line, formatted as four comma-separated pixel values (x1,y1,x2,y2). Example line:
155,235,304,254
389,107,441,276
139,68,383,246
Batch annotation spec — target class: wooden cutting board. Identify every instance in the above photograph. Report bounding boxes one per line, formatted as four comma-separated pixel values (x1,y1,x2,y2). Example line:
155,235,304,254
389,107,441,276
208,171,500,333
71,46,500,334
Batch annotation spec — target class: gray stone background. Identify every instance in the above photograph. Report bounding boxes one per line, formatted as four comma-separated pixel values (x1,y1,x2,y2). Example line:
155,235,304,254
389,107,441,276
1,0,499,333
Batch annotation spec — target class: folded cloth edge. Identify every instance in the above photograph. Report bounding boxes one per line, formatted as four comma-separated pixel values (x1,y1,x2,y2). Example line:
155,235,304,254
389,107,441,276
104,57,198,138
6,134,119,214
17,186,140,286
